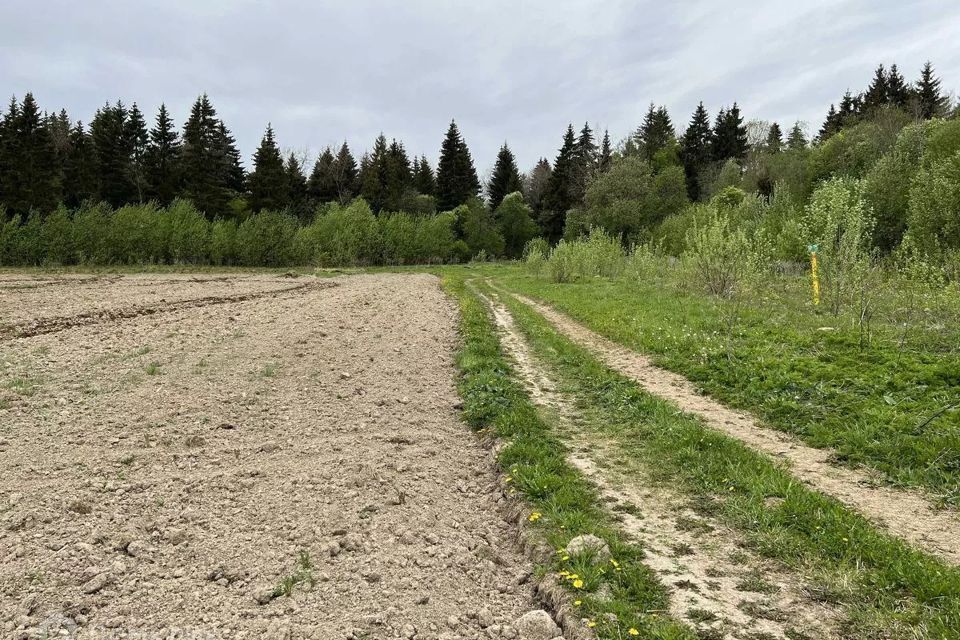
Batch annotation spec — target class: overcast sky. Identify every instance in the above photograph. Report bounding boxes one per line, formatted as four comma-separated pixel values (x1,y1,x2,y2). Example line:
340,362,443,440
2,0,958,176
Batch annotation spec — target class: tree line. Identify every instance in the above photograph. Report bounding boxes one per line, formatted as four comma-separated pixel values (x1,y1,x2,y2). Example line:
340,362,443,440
0,60,955,267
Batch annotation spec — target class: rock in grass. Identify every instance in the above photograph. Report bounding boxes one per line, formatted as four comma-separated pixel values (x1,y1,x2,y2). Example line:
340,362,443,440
514,610,561,640
564,534,610,563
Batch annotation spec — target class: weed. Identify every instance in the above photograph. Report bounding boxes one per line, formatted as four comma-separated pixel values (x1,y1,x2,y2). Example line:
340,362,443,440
144,361,160,375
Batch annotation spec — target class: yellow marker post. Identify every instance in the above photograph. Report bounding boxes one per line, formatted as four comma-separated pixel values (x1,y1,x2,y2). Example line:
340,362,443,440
808,244,820,306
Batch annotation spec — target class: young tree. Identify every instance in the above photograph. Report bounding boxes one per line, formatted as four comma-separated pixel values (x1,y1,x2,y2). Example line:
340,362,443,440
541,124,579,242
435,120,480,211
495,192,539,258
486,142,523,212
886,64,910,108
360,133,389,212
384,139,412,211
916,61,948,119
818,104,842,141
333,142,359,204
248,124,289,212
286,152,310,221
635,104,676,162
598,130,613,173
413,154,436,197
145,104,181,205
680,102,712,200
838,90,862,127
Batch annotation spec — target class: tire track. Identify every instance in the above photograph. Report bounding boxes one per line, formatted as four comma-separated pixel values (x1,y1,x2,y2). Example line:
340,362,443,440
0,280,336,340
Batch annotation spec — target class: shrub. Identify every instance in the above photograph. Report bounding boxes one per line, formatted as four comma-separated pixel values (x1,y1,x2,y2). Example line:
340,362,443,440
682,210,760,297
110,203,165,264
235,210,298,266
455,199,504,258
546,228,625,283
906,152,960,256
73,202,111,264
165,199,210,263
39,206,75,265
209,219,238,266
495,193,539,258
523,237,549,276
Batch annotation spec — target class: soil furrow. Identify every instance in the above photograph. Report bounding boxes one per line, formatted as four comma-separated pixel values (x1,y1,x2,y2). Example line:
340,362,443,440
508,290,960,566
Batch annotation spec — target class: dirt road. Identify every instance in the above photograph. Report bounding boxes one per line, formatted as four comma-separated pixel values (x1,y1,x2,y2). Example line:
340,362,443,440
0,273,546,639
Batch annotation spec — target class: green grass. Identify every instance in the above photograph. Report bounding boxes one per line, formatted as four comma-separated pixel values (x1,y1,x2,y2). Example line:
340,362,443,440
442,273,694,639
144,361,161,376
492,265,960,505
492,281,960,638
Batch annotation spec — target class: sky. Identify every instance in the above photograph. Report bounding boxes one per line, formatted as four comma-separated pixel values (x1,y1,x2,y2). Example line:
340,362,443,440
1,0,958,177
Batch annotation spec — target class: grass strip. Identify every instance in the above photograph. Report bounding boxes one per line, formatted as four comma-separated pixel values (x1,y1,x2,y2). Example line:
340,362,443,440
495,282,960,638
442,272,695,639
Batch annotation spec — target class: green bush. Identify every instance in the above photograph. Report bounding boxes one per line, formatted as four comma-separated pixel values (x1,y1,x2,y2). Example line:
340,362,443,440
40,206,75,265
906,151,960,256
165,199,210,263
545,228,625,283
110,203,166,264
209,219,238,266
495,193,539,258
235,210,298,266
682,210,761,297
72,202,111,264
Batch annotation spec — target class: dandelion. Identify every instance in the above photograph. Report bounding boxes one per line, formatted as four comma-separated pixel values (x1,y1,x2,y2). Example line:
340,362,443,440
562,555,570,561
573,600,581,606
586,620,597,628
610,559,620,568
528,512,542,522
572,579,584,589
629,628,639,636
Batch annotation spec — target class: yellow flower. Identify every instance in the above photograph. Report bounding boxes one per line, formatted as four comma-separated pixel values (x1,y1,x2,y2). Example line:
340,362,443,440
567,574,579,580
629,628,639,636
528,512,542,522
572,579,584,589
573,600,582,606
505,476,513,483
610,559,620,568
586,620,597,628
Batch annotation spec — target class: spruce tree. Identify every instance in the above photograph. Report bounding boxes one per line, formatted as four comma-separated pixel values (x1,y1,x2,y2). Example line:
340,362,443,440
837,90,861,126
862,64,890,112
916,61,948,119
216,121,246,195
181,94,231,217
248,124,289,212
435,120,480,211
541,124,578,242
573,122,598,201
125,103,149,202
308,147,338,204
598,130,612,173
886,64,910,108
332,142,358,203
765,122,783,153
712,103,747,161
384,139,411,211
487,143,523,212
680,102,712,200
360,134,389,212
144,104,181,205
636,105,675,162
413,154,436,197
286,152,309,221
818,104,841,140
0,94,59,214
90,101,134,207
786,122,808,151
63,121,98,208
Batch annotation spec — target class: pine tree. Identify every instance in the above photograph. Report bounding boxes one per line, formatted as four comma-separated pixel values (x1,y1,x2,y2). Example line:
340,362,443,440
573,122,598,201
837,90,861,126
332,142,358,204
63,121,98,207
181,94,231,217
916,61,948,119
308,147,338,203
711,103,747,161
786,122,808,151
144,104,181,205
435,120,480,211
541,124,578,242
384,139,411,211
487,143,523,212
413,154,436,197
0,97,22,211
90,101,134,207
285,152,309,220
765,122,783,153
248,124,289,212
680,102,712,200
125,103,149,202
886,64,910,108
862,64,890,112
360,133,389,212
598,130,612,173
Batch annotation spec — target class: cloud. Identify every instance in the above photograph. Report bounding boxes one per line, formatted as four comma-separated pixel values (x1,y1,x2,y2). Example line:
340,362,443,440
1,0,957,174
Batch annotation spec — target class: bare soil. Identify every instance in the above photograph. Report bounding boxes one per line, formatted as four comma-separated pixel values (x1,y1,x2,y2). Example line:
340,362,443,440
510,292,960,566
481,290,842,639
0,273,550,639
